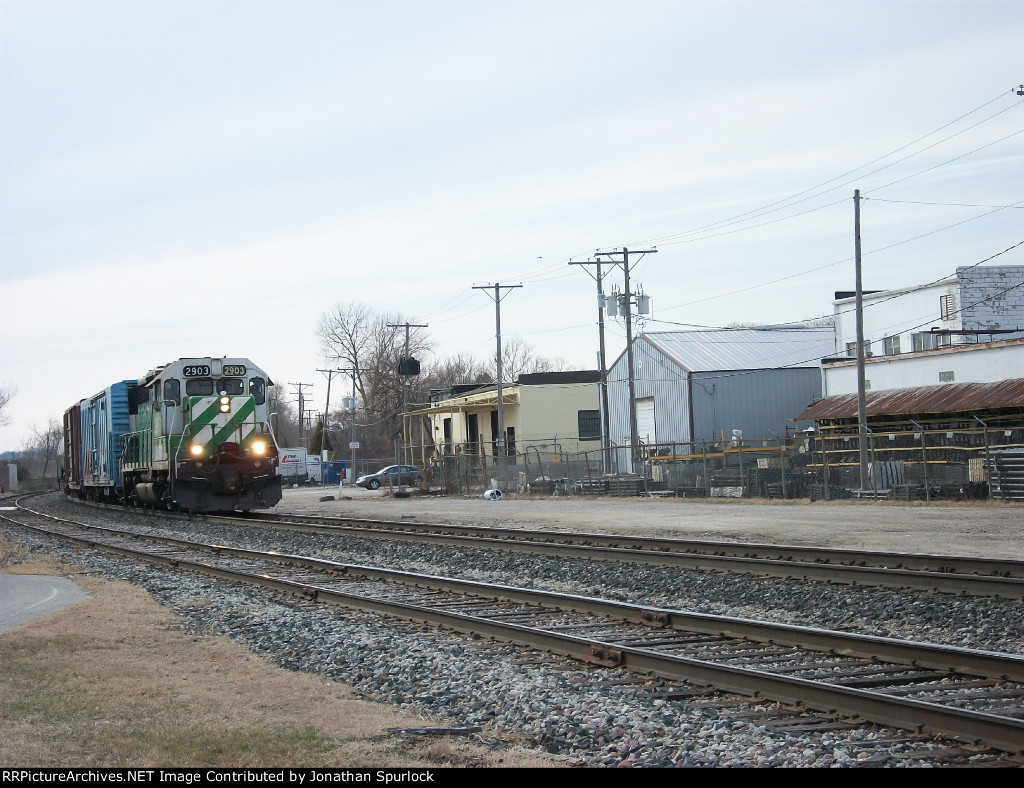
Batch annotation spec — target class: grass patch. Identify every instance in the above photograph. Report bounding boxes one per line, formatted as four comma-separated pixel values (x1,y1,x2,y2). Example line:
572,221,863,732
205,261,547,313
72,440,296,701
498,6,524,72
0,544,555,768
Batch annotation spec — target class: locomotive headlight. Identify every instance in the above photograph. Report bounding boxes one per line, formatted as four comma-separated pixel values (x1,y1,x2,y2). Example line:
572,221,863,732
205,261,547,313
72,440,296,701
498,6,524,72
190,443,204,456
251,440,267,456
219,396,231,413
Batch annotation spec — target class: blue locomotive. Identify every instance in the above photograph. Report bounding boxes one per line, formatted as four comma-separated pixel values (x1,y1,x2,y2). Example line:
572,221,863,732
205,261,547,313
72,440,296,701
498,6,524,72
62,357,283,512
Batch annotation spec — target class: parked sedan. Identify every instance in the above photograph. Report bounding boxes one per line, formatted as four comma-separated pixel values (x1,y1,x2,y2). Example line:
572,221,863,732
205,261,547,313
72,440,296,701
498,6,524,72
355,464,422,490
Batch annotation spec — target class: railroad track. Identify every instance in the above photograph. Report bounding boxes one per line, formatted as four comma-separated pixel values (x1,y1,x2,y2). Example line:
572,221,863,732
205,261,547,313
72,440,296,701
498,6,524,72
53,495,1024,598
5,497,1024,758
199,509,1024,599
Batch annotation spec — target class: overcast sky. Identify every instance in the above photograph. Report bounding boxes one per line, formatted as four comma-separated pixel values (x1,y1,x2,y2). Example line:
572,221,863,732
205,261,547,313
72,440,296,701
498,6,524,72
1,0,1022,452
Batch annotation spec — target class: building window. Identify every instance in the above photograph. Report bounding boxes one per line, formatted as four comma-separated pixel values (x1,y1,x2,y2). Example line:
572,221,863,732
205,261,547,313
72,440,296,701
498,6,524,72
939,371,955,383
845,341,872,357
883,335,901,355
864,380,871,390
913,332,952,352
913,332,934,352
577,409,601,440
940,293,956,321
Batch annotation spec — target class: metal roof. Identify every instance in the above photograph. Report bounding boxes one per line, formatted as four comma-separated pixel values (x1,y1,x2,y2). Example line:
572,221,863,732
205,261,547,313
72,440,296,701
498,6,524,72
794,378,1024,421
639,327,836,372
517,370,600,385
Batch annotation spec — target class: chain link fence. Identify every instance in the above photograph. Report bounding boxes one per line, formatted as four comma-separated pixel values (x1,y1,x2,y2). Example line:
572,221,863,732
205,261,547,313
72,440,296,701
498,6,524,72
401,421,1024,501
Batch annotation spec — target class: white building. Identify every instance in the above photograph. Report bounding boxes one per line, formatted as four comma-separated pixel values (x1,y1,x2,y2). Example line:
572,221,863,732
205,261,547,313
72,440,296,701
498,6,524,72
827,265,1024,395
823,338,1024,395
409,371,602,459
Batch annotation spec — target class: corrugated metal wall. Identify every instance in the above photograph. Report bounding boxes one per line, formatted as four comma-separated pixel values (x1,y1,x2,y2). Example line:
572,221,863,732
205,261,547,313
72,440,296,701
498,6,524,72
607,335,824,472
691,368,821,442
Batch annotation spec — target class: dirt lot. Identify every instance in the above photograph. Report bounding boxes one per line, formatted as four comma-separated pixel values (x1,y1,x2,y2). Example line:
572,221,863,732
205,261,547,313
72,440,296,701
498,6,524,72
279,484,1024,559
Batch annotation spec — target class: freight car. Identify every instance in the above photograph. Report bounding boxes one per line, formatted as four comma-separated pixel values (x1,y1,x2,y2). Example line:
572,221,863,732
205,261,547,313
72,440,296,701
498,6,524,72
62,357,282,512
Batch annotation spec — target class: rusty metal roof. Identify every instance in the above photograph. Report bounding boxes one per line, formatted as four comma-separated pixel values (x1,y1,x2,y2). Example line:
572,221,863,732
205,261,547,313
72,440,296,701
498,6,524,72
794,378,1024,421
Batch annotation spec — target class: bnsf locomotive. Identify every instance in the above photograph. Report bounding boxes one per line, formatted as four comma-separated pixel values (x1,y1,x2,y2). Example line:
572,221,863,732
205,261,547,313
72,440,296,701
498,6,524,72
62,357,282,512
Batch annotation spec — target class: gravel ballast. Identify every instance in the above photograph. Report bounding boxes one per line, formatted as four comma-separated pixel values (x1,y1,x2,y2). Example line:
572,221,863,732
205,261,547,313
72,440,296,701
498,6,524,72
3,491,1023,767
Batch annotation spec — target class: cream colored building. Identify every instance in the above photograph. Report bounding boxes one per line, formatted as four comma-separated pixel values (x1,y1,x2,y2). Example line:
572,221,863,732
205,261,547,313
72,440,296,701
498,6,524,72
406,371,602,462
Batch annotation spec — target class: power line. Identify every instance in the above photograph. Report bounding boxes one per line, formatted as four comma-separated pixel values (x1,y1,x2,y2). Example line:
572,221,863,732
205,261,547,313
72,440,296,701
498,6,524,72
634,87,1024,249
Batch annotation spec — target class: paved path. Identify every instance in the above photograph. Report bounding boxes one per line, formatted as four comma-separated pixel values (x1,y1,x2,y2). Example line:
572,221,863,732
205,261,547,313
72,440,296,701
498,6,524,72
0,574,90,633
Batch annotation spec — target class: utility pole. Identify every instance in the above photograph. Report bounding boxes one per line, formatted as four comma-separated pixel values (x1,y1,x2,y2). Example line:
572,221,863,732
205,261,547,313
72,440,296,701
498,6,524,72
594,247,656,475
854,190,870,492
289,382,313,449
473,283,522,471
387,322,427,465
569,257,613,472
348,368,357,484
316,367,346,465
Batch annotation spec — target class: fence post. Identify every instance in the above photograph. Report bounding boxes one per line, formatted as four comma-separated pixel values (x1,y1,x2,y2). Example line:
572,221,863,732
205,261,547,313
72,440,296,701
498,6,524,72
921,429,930,501
974,416,990,499
737,438,744,497
822,433,830,501
702,441,709,497
910,420,929,501
780,444,787,499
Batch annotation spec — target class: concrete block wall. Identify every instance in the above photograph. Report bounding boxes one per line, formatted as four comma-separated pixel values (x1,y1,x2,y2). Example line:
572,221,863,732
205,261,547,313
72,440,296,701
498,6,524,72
957,266,1024,333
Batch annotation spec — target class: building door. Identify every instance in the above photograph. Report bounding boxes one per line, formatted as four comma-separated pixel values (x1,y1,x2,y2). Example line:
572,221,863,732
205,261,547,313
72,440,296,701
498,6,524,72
636,397,656,447
467,413,480,454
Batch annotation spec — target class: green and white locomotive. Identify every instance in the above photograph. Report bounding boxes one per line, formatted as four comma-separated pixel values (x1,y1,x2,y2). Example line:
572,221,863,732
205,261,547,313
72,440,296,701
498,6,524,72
63,357,282,512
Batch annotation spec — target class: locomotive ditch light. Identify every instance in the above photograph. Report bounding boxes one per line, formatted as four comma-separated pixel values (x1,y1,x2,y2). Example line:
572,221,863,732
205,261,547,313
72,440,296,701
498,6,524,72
251,440,267,456
190,443,204,456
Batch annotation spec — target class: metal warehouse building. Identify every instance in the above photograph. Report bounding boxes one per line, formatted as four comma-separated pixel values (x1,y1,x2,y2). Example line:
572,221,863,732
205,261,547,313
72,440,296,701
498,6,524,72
605,327,836,471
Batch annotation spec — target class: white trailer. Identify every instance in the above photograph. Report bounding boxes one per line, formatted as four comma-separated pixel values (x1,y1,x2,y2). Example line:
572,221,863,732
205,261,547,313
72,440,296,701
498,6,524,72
278,448,309,485
306,455,322,484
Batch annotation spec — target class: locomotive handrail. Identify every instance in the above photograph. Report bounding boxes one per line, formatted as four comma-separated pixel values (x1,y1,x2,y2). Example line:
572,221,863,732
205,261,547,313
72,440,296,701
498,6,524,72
172,422,193,468
266,414,280,456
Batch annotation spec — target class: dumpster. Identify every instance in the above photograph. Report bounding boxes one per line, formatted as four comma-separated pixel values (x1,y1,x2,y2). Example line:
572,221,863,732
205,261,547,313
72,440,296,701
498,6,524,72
322,461,347,485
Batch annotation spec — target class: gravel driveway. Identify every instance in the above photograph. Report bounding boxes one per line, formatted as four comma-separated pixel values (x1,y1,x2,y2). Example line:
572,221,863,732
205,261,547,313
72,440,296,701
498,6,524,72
275,486,1024,559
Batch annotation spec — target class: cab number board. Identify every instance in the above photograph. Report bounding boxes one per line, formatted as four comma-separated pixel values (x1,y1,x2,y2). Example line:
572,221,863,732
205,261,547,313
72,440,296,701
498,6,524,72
223,364,247,376
183,365,211,377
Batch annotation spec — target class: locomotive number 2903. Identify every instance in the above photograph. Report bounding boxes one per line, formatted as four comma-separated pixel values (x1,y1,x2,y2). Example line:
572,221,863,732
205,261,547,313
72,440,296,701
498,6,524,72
183,364,246,377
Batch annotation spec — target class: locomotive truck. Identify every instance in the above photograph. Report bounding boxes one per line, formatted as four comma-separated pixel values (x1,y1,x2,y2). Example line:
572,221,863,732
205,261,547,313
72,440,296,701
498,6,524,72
62,356,283,512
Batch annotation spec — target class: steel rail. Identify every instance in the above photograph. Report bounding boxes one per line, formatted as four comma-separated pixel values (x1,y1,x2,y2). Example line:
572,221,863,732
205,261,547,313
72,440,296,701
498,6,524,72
239,509,1024,579
218,510,1024,599
59,494,1024,596
6,505,1024,754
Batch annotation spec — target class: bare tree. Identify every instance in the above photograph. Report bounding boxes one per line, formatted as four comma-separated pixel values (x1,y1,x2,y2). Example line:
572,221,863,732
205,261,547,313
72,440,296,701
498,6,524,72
24,418,62,479
496,337,572,381
422,353,493,394
267,384,301,448
317,302,432,458
0,383,15,427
